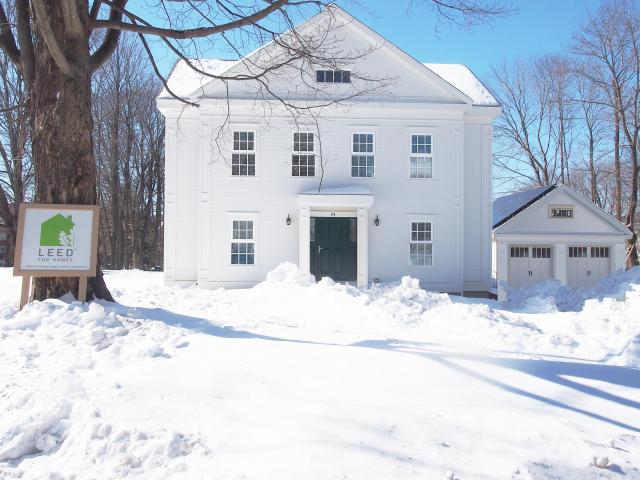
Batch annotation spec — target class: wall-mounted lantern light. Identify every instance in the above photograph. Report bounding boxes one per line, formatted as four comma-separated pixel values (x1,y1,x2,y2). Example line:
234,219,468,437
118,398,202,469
286,214,292,226
374,214,380,226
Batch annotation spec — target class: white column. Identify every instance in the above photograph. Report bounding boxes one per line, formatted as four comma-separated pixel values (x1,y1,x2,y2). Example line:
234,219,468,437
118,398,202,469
299,206,311,282
197,117,211,285
164,119,177,286
453,121,464,293
496,241,509,302
481,124,493,289
554,243,567,284
357,207,369,288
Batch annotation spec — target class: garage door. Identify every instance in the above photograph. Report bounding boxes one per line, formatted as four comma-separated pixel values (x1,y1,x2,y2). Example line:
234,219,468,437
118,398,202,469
568,246,611,289
508,246,553,289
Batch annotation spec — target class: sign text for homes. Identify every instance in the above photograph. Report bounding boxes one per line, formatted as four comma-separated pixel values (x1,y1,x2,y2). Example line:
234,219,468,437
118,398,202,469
14,204,99,276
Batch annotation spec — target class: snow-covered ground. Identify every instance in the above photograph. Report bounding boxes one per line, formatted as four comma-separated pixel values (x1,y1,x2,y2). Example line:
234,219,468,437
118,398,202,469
0,264,639,479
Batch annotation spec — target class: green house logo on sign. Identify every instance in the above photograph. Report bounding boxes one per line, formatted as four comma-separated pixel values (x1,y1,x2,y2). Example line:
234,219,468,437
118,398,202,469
39,214,75,247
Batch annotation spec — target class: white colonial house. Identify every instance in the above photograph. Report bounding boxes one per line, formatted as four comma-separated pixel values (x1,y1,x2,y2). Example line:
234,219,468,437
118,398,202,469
157,5,501,293
492,184,632,301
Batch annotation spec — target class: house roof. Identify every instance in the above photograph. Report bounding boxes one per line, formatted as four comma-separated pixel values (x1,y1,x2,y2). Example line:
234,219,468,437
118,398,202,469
493,183,632,236
492,185,556,229
158,59,238,99
423,64,498,106
158,5,496,107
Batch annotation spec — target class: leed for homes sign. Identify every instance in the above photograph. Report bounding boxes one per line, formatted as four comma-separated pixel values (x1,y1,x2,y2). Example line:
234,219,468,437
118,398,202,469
14,204,99,277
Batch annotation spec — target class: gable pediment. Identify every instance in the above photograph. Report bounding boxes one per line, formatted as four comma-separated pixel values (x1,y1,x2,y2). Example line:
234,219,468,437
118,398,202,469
494,186,631,237
190,6,473,105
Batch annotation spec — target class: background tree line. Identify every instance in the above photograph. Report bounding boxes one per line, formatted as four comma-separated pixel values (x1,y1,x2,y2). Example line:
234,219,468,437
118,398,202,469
0,30,163,269
2,0,637,277
491,0,640,266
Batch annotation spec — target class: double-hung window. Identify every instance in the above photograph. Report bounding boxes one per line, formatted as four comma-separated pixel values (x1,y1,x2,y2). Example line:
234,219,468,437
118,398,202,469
292,132,315,176
409,221,433,266
232,131,256,176
231,220,255,265
351,133,374,177
410,134,433,178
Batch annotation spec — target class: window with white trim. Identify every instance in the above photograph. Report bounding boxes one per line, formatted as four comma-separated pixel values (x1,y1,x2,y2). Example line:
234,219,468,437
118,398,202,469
231,220,255,265
510,246,529,258
549,205,574,218
532,247,551,258
351,133,374,177
316,70,351,83
569,246,587,258
232,131,256,176
591,246,609,258
410,134,433,178
292,132,315,176
409,221,432,266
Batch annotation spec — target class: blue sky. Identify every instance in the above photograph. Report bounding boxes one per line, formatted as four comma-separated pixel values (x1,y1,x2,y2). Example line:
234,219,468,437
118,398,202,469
139,0,603,81
343,0,601,79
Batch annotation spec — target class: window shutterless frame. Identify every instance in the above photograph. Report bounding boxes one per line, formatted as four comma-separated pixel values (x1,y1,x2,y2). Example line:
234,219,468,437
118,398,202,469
548,205,574,219
350,132,375,178
231,130,257,177
407,217,434,266
291,131,316,177
408,133,434,179
228,214,258,266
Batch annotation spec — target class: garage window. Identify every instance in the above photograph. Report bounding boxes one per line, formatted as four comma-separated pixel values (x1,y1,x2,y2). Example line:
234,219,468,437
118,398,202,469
510,246,529,257
532,247,551,258
591,247,609,258
569,246,587,258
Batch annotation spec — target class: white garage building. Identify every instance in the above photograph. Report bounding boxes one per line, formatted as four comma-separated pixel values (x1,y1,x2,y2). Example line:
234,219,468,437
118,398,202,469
492,184,631,301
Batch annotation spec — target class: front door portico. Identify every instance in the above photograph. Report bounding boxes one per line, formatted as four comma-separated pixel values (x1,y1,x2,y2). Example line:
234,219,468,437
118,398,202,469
297,187,374,287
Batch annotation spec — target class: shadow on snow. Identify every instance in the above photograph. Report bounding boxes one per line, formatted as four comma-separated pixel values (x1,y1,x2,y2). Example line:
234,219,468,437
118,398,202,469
114,303,640,433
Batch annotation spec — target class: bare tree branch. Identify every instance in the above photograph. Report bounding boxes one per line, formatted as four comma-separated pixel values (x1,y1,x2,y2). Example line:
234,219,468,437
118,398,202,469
0,2,20,65
91,0,289,39
90,0,129,73
31,0,76,76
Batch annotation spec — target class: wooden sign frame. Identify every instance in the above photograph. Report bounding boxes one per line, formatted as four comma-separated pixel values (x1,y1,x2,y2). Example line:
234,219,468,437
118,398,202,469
13,203,100,308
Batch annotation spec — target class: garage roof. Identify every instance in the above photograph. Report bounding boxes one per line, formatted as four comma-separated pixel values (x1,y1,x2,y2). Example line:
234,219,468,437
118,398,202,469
492,185,556,229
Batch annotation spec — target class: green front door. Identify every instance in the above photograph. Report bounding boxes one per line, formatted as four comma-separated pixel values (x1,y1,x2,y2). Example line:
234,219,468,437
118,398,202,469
310,217,357,282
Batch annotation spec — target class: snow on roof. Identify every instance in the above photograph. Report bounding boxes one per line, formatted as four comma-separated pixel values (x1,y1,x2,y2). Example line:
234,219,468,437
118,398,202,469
299,186,372,196
159,56,499,107
158,59,237,99
424,63,498,106
492,185,556,229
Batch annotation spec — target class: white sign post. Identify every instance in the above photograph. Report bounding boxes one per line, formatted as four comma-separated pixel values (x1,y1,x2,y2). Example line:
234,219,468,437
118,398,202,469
13,203,100,309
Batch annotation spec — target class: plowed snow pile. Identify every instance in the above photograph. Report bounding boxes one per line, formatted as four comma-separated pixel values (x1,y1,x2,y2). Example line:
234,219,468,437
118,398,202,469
0,265,638,479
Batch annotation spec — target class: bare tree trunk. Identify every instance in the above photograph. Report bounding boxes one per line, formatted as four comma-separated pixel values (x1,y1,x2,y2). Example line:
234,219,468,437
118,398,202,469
30,1,112,301
614,110,622,221
626,147,639,266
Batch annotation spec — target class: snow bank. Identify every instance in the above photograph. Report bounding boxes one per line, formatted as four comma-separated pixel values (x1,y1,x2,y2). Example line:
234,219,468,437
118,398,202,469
264,261,314,285
0,296,202,478
0,265,639,478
